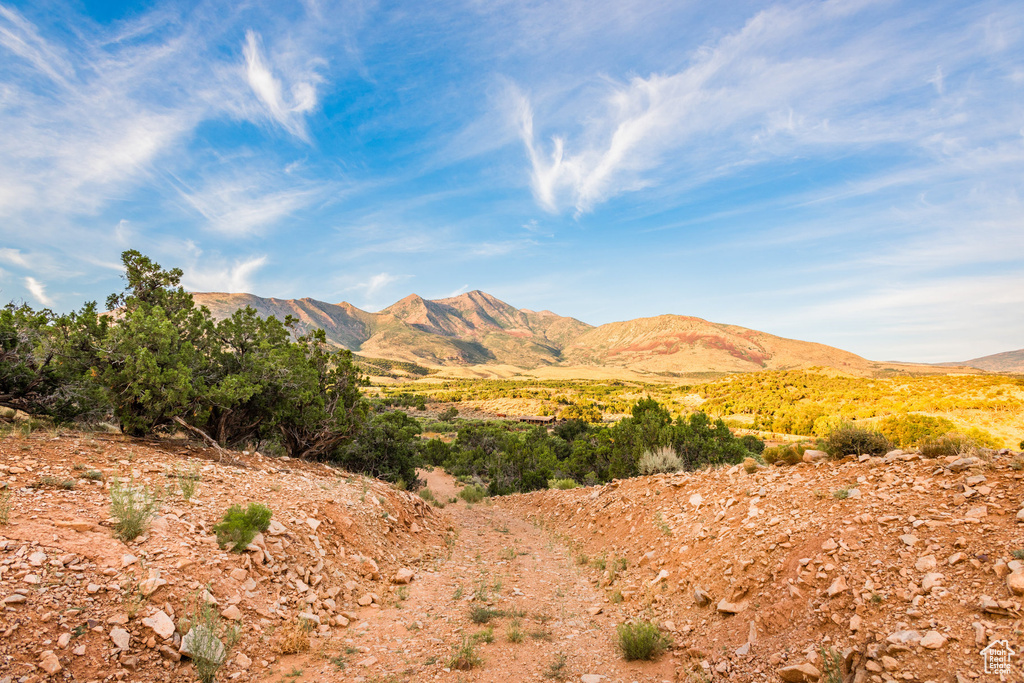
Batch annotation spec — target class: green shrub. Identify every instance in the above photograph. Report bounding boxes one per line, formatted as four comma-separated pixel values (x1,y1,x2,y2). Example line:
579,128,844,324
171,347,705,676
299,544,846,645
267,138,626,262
438,406,459,422
458,485,486,504
469,605,502,624
547,478,577,490
921,433,974,458
739,434,765,454
506,618,524,643
213,503,272,552
762,444,805,466
109,477,156,542
184,599,240,683
616,620,671,661
0,489,10,525
418,488,436,502
878,414,955,447
821,424,890,457
447,636,482,670
637,447,681,475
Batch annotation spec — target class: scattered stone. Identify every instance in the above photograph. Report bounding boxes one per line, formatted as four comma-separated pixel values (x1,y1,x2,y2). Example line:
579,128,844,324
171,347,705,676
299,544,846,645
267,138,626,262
650,569,669,586
2,594,27,606
229,568,248,582
899,534,920,547
138,577,167,597
915,555,937,572
297,612,320,627
357,593,373,607
581,676,605,683
1007,571,1024,596
826,576,848,597
777,663,821,682
110,627,131,651
180,626,225,664
38,651,61,675
922,573,944,591
142,611,176,640
716,599,747,614
220,605,242,621
392,568,415,584
920,631,947,649
694,587,712,607
235,652,252,669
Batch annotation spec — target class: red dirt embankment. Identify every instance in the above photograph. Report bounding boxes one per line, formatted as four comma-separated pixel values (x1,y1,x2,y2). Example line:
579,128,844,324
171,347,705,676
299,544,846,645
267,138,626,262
497,448,1024,681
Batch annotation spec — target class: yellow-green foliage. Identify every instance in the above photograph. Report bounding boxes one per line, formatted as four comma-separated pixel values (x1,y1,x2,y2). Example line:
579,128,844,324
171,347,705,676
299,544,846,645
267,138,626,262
878,414,956,447
547,478,578,490
763,443,806,466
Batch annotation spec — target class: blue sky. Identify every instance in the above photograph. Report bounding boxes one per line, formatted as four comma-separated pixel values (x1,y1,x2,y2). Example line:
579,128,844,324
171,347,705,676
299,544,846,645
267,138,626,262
1,0,1022,363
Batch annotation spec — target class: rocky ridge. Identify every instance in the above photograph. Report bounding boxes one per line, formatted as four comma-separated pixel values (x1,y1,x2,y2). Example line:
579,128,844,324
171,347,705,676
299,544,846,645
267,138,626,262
0,434,450,682
497,447,1024,681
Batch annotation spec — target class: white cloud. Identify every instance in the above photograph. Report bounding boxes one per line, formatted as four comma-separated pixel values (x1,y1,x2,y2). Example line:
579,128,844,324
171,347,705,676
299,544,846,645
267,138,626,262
242,30,321,141
178,175,320,236
24,275,53,306
351,272,399,298
512,2,1022,215
0,5,72,85
182,255,268,293
0,248,29,268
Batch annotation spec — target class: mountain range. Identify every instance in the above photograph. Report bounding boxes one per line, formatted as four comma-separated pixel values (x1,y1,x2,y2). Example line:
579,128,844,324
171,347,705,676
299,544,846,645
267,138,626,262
191,291,1010,378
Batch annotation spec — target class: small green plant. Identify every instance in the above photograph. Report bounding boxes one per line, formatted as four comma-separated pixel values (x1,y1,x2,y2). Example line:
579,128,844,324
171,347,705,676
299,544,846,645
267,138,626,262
109,477,156,542
921,433,975,458
447,636,482,670
458,485,486,504
0,489,11,525
870,592,883,604
576,553,589,566
637,446,682,475
655,512,672,536
590,556,607,571
506,618,524,643
395,586,409,603
819,646,844,683
500,547,516,561
616,620,671,661
609,590,623,604
547,478,577,490
175,463,200,501
213,503,272,552
742,457,761,474
83,469,104,481
614,557,627,572
544,652,569,680
469,606,502,624
822,424,890,457
453,585,464,601
1012,549,1024,560
121,574,147,619
418,488,436,503
832,488,850,500
186,599,240,683
762,444,806,466
473,626,494,644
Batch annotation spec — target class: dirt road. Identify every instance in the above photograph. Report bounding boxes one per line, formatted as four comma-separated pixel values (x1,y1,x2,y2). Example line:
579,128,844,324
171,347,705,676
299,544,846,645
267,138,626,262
265,470,675,683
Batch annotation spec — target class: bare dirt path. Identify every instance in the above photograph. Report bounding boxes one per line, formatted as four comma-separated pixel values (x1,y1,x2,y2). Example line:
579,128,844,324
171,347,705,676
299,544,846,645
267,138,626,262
265,471,675,683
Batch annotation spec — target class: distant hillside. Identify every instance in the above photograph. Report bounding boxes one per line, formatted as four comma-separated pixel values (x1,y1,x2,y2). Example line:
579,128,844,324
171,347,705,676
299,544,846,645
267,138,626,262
560,314,881,374
192,291,593,368
948,348,1024,374
192,291,954,377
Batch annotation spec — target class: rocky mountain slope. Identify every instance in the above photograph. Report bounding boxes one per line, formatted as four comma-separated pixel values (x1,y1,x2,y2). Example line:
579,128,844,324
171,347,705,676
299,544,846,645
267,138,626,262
0,433,450,682
193,291,954,377
4,432,1024,682
951,349,1024,374
498,446,1024,681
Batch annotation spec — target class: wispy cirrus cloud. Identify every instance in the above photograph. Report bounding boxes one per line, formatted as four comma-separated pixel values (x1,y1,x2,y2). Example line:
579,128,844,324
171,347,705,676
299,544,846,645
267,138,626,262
24,276,53,306
181,253,269,294
243,30,322,141
512,1,1024,215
